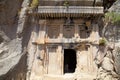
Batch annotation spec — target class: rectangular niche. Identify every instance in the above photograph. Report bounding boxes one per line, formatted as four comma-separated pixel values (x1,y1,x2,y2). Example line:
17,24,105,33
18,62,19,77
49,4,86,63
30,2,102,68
78,24,91,39
47,25,60,39
63,25,75,38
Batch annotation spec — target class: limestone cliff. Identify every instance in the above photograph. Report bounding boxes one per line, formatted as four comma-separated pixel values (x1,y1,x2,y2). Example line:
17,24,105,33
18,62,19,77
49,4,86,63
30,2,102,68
99,0,120,79
0,0,31,80
0,0,120,80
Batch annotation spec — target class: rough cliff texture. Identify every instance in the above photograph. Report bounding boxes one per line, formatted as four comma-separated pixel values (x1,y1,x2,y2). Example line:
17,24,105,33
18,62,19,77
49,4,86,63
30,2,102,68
107,0,120,75
109,0,120,12
0,0,120,80
0,0,31,80
97,0,120,79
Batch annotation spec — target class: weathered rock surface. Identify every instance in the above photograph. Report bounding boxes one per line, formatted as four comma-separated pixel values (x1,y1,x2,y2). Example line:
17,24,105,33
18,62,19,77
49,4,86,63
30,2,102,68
109,0,120,12
0,0,32,80
99,0,120,79
0,0,120,80
0,39,22,75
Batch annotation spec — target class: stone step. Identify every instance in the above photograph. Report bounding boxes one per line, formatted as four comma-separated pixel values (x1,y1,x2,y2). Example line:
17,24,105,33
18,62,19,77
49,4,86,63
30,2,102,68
30,73,96,80
44,74,75,80
44,73,96,80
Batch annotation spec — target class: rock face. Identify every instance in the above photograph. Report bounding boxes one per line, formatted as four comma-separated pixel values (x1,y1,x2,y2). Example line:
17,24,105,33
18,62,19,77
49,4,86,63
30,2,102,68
0,0,31,80
0,0,120,80
109,0,120,12
108,0,120,74
99,0,120,79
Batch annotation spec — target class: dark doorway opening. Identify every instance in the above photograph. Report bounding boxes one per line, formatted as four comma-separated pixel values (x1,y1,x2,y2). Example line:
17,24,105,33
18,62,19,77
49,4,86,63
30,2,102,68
64,49,77,73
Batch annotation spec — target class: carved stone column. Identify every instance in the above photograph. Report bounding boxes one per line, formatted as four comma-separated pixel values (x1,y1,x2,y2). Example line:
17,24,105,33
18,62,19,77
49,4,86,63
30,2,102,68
32,45,44,75
36,20,46,44
74,24,79,38
90,22,100,44
75,50,81,74
57,45,63,74
31,18,39,43
59,24,63,38
91,45,98,73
